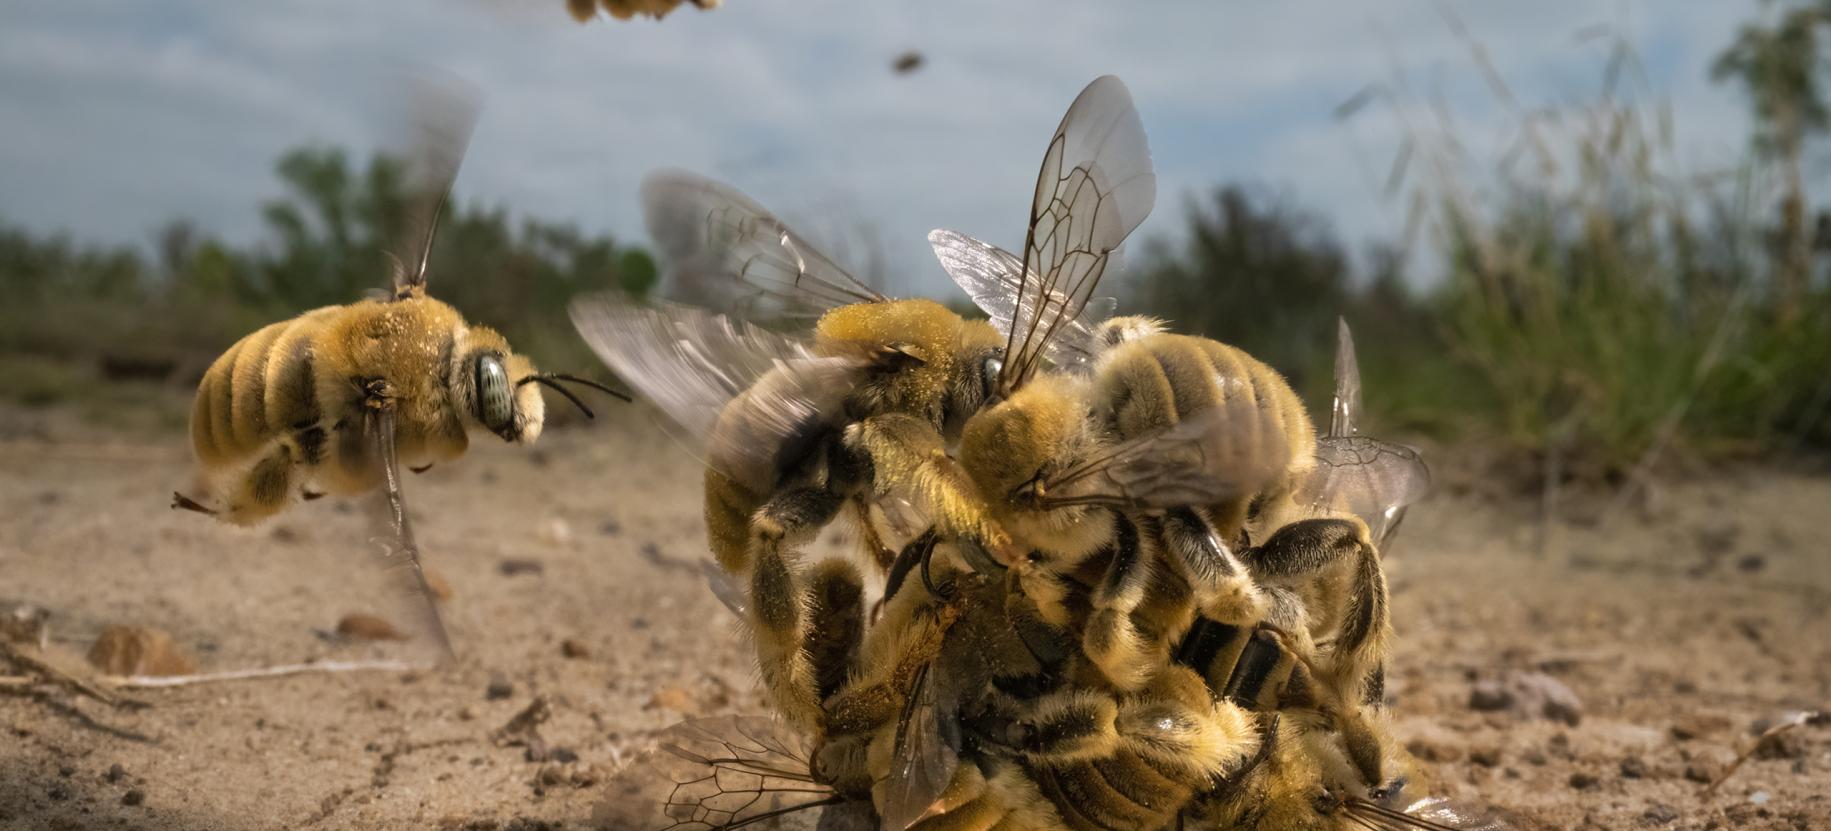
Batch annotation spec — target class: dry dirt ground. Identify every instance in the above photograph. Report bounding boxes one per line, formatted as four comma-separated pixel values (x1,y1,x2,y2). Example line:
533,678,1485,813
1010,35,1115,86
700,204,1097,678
1,402,1828,830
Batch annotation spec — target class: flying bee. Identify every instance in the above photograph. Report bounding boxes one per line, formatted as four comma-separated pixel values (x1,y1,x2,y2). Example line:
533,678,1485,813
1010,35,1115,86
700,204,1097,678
171,80,627,659
569,75,1152,735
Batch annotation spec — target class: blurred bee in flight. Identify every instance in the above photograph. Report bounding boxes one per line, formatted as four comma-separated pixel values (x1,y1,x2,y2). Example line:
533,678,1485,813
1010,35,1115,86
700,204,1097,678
173,78,627,660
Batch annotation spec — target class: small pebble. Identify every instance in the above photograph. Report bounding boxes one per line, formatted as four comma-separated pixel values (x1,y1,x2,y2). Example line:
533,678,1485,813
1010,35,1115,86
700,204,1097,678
1469,747,1502,767
560,639,591,659
1468,681,1514,712
105,763,126,784
57,765,74,778
1568,771,1598,789
1643,803,1678,824
486,675,514,701
122,789,145,807
499,559,544,577
1619,755,1648,779
1749,791,1771,806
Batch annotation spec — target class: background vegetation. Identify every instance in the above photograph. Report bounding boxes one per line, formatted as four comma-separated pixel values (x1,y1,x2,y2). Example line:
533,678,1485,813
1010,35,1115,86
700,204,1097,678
2,4,1828,480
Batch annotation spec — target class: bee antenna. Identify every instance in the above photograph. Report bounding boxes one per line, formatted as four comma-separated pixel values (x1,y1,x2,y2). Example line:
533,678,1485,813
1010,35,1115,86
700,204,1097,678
542,372,633,402
519,376,595,418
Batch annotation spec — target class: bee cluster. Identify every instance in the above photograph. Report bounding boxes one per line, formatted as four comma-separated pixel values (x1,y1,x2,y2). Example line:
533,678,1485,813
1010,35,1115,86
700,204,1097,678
583,77,1494,830
166,71,1490,830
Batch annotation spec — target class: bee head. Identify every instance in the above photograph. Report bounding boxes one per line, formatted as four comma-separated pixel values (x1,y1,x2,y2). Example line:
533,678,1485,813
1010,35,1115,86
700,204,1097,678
459,333,546,443
456,327,630,443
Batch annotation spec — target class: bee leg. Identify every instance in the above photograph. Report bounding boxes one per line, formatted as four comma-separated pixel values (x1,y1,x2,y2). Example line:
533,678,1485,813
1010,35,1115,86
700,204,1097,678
1114,664,1262,783
805,559,864,704
904,760,1062,831
408,463,434,475
1233,627,1388,793
1245,518,1388,704
1083,515,1161,692
749,484,847,732
171,491,216,516
1160,507,1266,627
844,413,1006,552
989,687,1121,764
301,490,326,501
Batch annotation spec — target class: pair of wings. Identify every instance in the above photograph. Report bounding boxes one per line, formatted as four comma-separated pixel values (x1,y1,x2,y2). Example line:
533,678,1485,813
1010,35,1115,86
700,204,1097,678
573,76,1156,507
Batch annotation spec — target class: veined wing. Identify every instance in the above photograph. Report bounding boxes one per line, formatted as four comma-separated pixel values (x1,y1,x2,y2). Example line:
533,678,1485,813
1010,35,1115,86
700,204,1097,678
879,663,962,831
568,291,864,492
643,170,885,321
594,715,846,830
1300,436,1430,550
929,228,1117,373
999,75,1155,395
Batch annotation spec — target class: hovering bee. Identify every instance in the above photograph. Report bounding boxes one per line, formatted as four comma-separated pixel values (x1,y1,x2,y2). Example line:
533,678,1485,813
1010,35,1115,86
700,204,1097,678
569,75,1152,734
172,81,627,659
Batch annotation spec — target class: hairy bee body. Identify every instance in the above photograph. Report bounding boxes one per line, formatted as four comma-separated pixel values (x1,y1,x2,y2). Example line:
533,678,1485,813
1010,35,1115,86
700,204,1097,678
1094,333,1315,541
185,296,545,526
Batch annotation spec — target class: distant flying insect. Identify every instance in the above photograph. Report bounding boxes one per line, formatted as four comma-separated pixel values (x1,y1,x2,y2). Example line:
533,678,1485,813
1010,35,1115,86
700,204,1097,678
173,80,627,659
892,50,925,75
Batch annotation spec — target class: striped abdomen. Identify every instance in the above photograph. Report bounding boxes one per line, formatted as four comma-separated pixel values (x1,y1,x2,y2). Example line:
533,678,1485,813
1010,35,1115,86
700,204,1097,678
1093,334,1315,541
190,307,336,472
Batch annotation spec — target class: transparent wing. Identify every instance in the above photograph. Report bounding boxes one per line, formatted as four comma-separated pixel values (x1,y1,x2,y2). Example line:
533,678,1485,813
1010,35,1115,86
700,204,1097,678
928,229,1117,373
386,73,480,301
1345,795,1512,830
1330,317,1363,439
879,664,962,831
1299,437,1431,550
1000,75,1156,394
595,715,845,830
643,171,886,320
1039,399,1292,512
568,292,865,491
363,407,456,663
701,559,748,620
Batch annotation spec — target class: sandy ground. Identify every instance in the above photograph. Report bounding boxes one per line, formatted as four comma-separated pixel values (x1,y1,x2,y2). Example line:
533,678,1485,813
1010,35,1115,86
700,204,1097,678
1,401,1828,830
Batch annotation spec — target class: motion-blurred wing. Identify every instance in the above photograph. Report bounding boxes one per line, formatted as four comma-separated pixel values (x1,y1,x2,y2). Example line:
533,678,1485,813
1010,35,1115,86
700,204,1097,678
999,75,1155,394
1300,437,1430,550
568,292,864,491
594,715,844,830
1330,317,1363,439
879,664,962,830
362,407,456,663
386,74,480,301
1345,795,1512,830
929,229,1117,373
1040,403,1291,512
643,170,886,320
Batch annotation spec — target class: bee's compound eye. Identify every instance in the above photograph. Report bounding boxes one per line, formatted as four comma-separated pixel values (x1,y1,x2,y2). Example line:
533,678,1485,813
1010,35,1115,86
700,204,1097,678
980,355,1003,396
475,354,513,434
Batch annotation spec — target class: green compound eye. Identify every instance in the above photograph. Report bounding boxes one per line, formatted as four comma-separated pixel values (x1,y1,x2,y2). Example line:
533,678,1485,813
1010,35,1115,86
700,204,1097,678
475,354,513,434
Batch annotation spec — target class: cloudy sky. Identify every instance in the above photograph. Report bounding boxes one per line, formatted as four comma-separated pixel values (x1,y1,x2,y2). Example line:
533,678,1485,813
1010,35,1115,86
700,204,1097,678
0,1,1762,291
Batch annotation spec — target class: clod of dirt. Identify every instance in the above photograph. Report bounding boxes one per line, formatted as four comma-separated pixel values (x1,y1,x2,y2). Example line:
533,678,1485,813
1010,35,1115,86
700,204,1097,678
485,675,515,700
597,518,621,536
1671,712,1732,740
1619,755,1648,779
105,763,126,784
2,604,51,648
86,625,197,676
1469,747,1502,767
560,639,590,659
1684,747,1736,783
1643,803,1679,824
1568,771,1599,789
335,613,407,642
122,788,145,806
498,559,544,577
1467,671,1582,725
270,525,303,544
493,696,551,746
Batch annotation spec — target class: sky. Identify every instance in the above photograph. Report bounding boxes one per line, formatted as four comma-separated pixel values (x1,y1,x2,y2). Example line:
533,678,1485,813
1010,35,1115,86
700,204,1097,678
0,1,1764,293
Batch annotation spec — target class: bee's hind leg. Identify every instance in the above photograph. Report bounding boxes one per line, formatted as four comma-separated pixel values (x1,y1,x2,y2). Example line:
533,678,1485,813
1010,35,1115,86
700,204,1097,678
1244,518,1388,705
749,483,847,732
1160,507,1267,627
